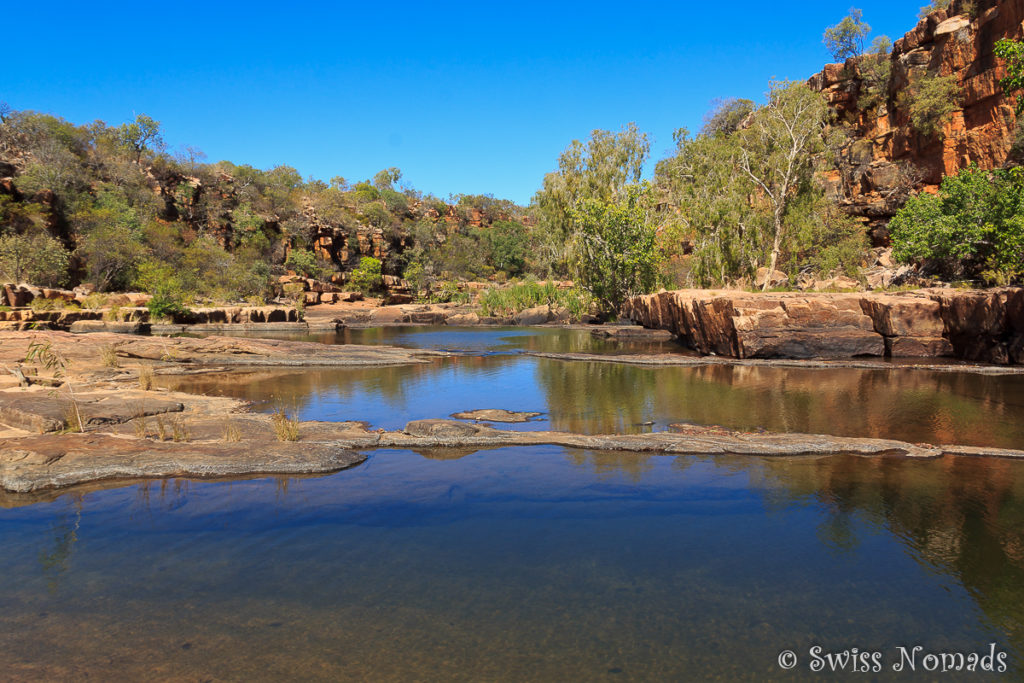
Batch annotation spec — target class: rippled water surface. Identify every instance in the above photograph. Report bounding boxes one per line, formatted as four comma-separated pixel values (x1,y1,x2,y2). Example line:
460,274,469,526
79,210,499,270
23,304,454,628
6,328,1024,680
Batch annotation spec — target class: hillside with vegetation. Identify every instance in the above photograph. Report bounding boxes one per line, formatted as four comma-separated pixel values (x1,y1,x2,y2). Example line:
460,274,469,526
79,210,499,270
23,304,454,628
2,0,1024,320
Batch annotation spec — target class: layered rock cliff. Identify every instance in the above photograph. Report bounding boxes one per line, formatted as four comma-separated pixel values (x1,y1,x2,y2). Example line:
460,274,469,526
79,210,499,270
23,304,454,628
623,288,1024,364
812,0,1024,244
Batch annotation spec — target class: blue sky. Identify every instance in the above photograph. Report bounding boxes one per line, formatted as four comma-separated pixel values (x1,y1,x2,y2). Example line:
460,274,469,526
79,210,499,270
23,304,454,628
4,1,930,204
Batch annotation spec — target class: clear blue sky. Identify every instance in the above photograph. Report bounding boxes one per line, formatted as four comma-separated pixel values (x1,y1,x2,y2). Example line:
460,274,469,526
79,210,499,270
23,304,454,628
4,1,929,204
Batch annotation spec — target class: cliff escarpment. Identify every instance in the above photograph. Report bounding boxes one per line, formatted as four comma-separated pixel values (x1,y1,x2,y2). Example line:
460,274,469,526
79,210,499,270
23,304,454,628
813,0,1024,244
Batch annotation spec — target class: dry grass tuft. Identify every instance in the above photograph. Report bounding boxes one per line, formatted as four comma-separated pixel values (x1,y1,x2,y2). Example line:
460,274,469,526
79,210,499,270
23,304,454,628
271,407,300,442
100,344,120,368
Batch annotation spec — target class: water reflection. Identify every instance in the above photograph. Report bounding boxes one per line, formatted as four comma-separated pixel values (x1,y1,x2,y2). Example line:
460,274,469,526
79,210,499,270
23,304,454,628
1,448,1022,679
197,325,689,356
162,353,1024,448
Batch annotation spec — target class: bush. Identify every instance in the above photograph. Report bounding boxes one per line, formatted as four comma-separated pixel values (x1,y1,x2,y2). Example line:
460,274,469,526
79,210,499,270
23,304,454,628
285,248,323,278
899,74,960,137
477,280,593,320
147,292,190,321
0,232,71,286
347,256,384,295
890,165,1024,284
568,184,660,315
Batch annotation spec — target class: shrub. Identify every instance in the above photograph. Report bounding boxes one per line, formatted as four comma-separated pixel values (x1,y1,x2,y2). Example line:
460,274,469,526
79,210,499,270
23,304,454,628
147,292,189,321
477,280,593,320
918,0,951,18
285,248,322,279
569,184,660,315
347,256,384,295
271,406,300,441
899,74,960,137
889,165,1024,284
403,261,429,296
0,232,71,286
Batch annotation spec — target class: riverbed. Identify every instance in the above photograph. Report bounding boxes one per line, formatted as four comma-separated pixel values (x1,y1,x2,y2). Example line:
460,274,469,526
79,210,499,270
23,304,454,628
3,327,1024,680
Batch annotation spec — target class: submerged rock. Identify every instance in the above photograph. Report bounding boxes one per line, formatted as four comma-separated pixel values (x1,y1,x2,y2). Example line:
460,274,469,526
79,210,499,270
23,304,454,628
451,409,542,423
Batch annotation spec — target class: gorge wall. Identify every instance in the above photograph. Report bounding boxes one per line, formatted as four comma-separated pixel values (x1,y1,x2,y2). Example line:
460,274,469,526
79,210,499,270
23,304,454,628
813,0,1024,244
623,288,1024,364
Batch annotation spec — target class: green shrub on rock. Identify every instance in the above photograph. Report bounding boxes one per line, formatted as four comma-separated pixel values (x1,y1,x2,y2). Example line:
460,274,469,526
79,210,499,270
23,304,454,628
890,165,1024,284
347,257,384,295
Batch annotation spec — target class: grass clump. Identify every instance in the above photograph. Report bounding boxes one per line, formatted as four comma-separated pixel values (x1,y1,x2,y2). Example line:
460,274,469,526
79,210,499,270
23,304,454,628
100,344,120,368
477,279,593,320
271,406,300,442
138,365,154,390
222,418,242,443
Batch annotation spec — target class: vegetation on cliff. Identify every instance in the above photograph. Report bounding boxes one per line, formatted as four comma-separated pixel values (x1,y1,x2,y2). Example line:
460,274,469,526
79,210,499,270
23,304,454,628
0,109,537,304
890,165,1024,284
2,0,1024,310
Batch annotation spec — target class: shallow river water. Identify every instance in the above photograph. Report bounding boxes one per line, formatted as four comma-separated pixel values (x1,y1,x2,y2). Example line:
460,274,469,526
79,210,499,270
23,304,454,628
4,328,1024,680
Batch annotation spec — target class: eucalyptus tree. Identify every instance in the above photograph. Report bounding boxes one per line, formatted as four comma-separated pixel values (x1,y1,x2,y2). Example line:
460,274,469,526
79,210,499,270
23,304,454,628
533,123,649,274
737,81,828,288
823,8,871,62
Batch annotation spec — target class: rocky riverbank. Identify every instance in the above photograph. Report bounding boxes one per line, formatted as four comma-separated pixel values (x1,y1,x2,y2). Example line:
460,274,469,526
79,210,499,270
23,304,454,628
4,410,1024,496
3,328,1024,498
623,288,1024,364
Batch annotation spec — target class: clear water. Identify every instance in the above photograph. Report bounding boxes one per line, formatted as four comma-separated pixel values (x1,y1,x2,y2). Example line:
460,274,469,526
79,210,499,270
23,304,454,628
3,450,1024,681
161,353,1024,448
6,328,1024,680
182,325,691,356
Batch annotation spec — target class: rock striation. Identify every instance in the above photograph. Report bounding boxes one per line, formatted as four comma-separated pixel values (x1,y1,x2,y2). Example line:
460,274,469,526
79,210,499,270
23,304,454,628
623,287,1024,363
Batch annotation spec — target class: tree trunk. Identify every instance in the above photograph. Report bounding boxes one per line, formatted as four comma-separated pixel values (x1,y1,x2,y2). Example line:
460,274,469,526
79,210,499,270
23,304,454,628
762,214,784,292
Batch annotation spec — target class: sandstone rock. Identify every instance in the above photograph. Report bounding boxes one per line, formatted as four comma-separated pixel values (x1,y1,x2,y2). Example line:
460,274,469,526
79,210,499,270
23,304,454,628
591,326,675,341
886,336,954,357
445,312,480,326
860,295,945,337
407,310,446,325
404,419,491,437
450,409,542,423
624,287,1024,364
808,0,1024,237
69,320,145,334
754,268,789,289
383,293,414,305
514,305,551,326
368,307,408,324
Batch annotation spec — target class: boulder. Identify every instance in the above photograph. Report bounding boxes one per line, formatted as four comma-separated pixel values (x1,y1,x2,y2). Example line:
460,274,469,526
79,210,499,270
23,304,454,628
514,305,551,326
754,268,789,289
445,312,480,326
368,307,407,324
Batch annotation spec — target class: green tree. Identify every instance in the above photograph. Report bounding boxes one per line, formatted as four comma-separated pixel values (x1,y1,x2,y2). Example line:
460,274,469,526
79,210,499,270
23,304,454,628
898,73,960,137
656,82,863,288
858,36,893,111
117,114,163,163
701,98,755,136
0,232,71,286
479,220,528,275
569,183,660,315
285,248,323,278
348,256,384,294
823,8,871,62
890,165,1024,284
995,39,1024,116
533,123,650,273
738,81,828,288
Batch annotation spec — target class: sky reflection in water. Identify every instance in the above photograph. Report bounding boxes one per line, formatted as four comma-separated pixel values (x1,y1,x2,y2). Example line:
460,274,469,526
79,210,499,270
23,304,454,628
2,449,1023,680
